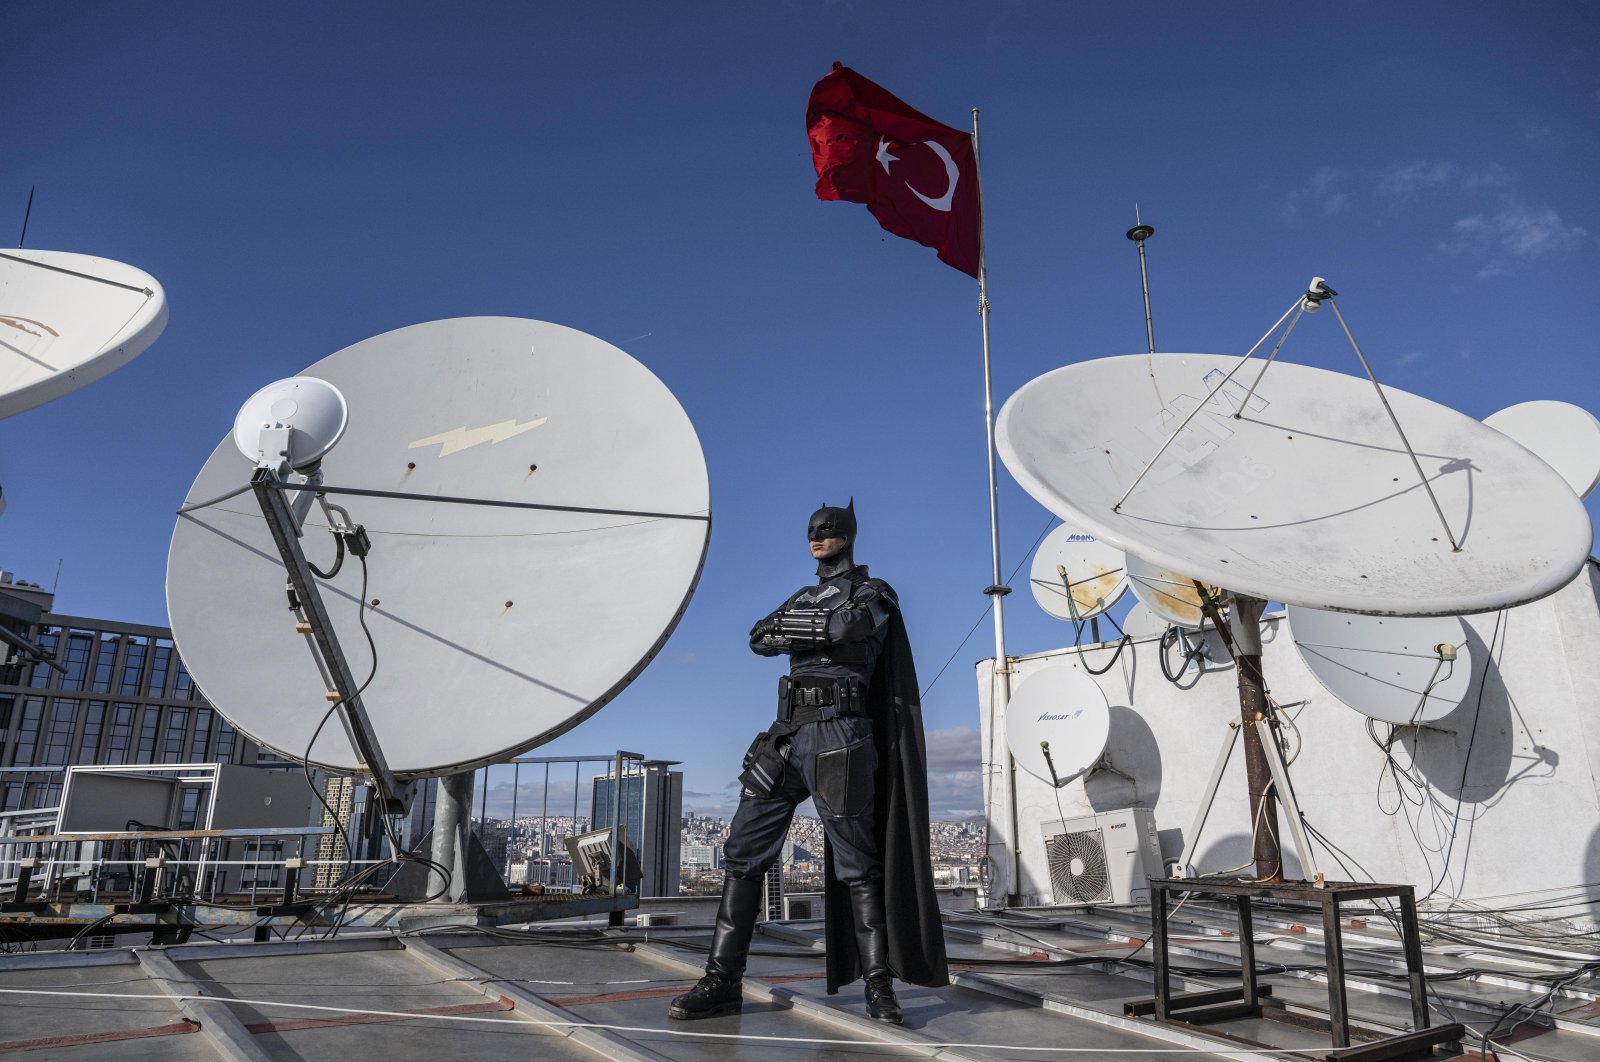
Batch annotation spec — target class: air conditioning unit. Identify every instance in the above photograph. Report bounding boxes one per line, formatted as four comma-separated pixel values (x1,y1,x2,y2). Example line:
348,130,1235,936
1041,809,1163,906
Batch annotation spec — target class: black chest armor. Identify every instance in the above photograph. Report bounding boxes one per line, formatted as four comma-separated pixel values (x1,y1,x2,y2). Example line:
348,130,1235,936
782,568,881,684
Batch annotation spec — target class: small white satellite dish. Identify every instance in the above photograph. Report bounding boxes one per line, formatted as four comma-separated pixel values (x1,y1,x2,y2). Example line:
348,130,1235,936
1484,400,1600,500
1125,553,1213,630
232,376,350,470
0,249,168,419
1287,606,1472,726
996,353,1591,616
1028,523,1128,622
167,317,711,777
1004,665,1111,786
1120,602,1167,640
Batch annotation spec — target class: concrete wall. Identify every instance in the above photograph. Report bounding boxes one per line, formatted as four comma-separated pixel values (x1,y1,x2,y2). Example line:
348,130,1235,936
979,561,1600,913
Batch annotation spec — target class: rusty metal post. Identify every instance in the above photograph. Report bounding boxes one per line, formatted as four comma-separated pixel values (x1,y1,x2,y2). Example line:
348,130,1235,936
1201,592,1283,882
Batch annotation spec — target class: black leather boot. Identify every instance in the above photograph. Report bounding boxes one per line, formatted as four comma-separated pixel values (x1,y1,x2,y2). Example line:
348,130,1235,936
849,878,903,1024
668,875,763,1020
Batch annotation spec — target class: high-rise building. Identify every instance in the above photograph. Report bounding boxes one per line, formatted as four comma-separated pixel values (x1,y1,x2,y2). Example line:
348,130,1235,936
591,760,683,897
0,574,262,814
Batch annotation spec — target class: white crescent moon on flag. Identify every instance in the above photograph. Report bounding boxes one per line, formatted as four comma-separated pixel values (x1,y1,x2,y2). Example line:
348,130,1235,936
906,141,958,212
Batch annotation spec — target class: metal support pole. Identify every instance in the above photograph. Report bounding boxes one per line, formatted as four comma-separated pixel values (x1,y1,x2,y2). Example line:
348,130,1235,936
1177,723,1241,876
1127,213,1157,355
426,770,474,902
1236,895,1258,1011
972,107,1020,905
1203,592,1283,882
1254,717,1320,882
1234,622,1281,881
1151,883,1171,1020
1323,895,1350,1047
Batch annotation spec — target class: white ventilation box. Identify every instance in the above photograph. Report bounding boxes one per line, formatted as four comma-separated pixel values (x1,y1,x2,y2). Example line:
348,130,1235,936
1040,809,1163,906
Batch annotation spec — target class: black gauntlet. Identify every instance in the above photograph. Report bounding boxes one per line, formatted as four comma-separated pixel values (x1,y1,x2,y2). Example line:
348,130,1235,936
772,609,829,649
749,609,830,655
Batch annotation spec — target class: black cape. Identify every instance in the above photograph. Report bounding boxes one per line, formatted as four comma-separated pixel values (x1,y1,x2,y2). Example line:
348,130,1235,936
822,599,949,993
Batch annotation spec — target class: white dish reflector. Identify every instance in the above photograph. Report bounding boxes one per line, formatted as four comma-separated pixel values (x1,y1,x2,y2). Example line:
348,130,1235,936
997,353,1591,616
1125,553,1214,630
1028,523,1128,622
1005,665,1111,786
1483,400,1600,500
0,249,168,419
1287,606,1472,726
167,317,710,777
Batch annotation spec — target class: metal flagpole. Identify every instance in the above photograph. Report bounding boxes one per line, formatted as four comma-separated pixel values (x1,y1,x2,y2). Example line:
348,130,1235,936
971,108,1020,905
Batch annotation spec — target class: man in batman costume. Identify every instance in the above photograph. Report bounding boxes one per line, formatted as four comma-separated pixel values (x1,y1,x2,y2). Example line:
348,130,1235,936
668,501,948,1024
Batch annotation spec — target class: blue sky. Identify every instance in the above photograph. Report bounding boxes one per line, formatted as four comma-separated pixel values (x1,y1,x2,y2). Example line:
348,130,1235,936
4,3,1596,819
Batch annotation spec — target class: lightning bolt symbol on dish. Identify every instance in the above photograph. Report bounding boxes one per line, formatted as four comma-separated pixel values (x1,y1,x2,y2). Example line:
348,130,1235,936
408,417,548,457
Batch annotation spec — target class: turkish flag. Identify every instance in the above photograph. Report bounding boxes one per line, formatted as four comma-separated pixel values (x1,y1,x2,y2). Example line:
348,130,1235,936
806,63,981,278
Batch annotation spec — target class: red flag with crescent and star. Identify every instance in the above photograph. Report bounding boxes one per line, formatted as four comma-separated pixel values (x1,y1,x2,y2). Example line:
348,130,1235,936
806,62,982,278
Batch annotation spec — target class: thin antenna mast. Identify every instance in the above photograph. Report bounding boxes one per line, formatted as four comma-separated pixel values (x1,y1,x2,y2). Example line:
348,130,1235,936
1126,206,1156,354
18,185,35,248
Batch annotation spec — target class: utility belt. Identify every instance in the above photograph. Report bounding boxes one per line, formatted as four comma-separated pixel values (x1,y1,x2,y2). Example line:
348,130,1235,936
739,676,869,799
776,675,865,726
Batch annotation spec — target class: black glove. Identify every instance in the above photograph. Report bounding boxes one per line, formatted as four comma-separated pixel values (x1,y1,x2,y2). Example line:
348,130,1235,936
749,616,787,656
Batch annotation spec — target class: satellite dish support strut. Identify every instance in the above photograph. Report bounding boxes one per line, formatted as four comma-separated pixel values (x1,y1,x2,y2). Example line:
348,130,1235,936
1192,592,1318,884
251,466,416,819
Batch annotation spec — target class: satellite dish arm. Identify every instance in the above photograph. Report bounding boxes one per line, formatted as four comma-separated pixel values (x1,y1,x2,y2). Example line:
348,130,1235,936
250,467,416,818
0,625,68,674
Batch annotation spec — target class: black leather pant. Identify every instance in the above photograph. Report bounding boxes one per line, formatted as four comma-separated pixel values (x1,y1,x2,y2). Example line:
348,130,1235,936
722,715,880,883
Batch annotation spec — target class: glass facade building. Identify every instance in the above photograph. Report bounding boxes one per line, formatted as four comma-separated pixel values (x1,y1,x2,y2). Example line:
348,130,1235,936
0,575,261,813
590,760,683,897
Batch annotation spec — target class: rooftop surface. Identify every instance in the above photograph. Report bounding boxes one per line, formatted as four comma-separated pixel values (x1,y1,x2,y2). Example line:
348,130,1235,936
2,896,1594,1061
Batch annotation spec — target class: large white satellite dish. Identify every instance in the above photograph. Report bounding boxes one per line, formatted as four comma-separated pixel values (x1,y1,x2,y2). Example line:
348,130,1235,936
0,249,168,419
1125,553,1214,630
167,317,711,777
1004,665,1111,786
1484,400,1600,500
1028,523,1128,622
1287,606,1471,726
996,353,1591,617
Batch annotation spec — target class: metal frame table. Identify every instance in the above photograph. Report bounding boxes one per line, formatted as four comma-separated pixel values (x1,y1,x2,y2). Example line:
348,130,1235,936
1143,877,1464,1062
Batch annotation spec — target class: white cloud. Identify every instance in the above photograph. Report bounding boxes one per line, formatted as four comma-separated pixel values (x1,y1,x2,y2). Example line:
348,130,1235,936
924,725,979,772
1377,160,1456,200
923,726,983,819
1442,207,1588,259
1282,167,1351,221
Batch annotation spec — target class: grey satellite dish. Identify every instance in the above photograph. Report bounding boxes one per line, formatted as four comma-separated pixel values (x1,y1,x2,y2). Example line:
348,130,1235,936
0,249,167,419
1120,602,1167,640
1028,523,1128,622
1004,665,1111,787
1484,400,1600,500
1125,552,1214,630
1287,606,1471,726
167,317,711,777
996,353,1591,616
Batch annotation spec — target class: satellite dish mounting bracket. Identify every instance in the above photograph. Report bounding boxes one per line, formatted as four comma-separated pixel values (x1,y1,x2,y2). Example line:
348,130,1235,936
250,466,416,819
